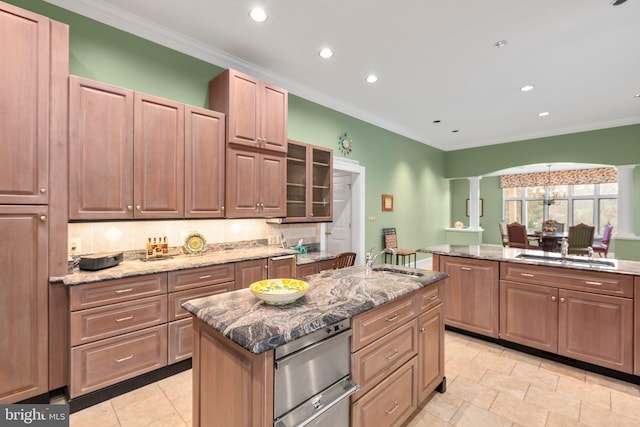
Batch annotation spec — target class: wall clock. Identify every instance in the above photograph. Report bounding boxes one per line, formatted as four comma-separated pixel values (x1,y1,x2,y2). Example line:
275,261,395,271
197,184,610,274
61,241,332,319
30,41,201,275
338,133,353,156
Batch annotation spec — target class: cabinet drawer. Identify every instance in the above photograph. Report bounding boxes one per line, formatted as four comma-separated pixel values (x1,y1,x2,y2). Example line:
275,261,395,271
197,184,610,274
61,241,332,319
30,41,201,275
70,274,167,310
318,258,335,272
352,295,416,351
70,295,167,346
501,263,633,298
415,283,442,314
296,262,318,277
351,357,418,427
168,318,193,364
70,325,167,398
169,283,231,321
352,320,417,401
168,264,235,292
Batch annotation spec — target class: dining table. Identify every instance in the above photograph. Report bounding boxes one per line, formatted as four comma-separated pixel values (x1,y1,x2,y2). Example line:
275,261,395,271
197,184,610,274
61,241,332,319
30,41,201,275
528,231,568,252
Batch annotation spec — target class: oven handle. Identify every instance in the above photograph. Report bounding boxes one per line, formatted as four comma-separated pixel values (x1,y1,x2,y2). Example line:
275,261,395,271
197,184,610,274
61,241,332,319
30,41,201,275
294,379,359,427
274,329,352,370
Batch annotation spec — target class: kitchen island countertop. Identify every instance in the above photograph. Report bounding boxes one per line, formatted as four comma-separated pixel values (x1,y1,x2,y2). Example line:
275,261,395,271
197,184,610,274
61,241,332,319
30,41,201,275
182,265,447,354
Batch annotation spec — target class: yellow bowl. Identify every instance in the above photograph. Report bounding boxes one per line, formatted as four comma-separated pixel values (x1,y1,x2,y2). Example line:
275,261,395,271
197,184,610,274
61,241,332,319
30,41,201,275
249,279,310,306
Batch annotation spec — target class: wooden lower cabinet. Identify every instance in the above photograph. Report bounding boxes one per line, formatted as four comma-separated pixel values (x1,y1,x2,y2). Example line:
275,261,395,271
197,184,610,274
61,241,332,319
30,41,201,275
635,277,640,376
268,255,296,279
235,258,268,290
168,318,193,364
417,304,445,402
296,262,318,276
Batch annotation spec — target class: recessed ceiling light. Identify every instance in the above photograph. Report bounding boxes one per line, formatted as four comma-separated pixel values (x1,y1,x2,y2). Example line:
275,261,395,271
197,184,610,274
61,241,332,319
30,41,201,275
611,0,628,5
365,74,378,83
451,130,459,133
635,93,640,98
520,85,535,92
538,111,550,117
319,48,334,59
249,7,268,22
494,40,507,48
433,120,441,123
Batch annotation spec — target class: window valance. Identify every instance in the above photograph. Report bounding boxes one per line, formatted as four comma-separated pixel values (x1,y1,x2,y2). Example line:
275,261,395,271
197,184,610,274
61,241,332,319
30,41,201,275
500,167,617,189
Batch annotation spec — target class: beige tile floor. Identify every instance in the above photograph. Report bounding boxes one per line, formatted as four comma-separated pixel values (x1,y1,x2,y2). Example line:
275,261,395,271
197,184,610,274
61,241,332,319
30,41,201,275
66,330,640,427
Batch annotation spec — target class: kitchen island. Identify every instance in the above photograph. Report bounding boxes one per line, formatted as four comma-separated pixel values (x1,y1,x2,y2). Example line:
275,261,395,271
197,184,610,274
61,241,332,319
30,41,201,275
418,244,640,382
182,264,448,427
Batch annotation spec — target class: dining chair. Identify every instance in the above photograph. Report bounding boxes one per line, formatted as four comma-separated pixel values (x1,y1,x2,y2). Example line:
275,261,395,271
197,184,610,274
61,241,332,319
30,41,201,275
506,222,533,249
567,223,595,255
499,221,509,247
332,252,357,269
592,223,613,258
383,228,416,267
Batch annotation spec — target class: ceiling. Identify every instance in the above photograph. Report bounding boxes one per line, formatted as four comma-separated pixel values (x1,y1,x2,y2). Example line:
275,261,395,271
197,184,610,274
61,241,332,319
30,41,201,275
46,0,640,151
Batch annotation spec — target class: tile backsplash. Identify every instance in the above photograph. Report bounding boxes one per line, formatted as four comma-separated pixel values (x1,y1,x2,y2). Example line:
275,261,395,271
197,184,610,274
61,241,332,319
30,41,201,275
68,219,320,256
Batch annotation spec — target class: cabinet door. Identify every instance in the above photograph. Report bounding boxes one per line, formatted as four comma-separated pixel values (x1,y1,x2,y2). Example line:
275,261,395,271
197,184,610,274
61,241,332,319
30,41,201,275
499,281,558,353
268,256,296,279
134,92,185,218
260,82,288,153
0,206,48,403
185,106,225,218
0,4,49,204
285,141,308,220
310,146,332,221
296,262,318,277
417,304,444,402
558,289,633,373
635,277,640,376
227,70,261,148
69,76,134,219
440,256,499,338
226,147,260,217
259,152,286,217
235,259,268,290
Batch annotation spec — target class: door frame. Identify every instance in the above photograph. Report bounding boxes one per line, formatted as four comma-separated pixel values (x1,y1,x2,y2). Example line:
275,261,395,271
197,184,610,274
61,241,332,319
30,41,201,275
321,157,365,264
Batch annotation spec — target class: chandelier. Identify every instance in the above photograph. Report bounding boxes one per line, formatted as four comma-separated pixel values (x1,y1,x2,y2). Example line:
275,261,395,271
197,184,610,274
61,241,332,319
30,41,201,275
537,165,559,206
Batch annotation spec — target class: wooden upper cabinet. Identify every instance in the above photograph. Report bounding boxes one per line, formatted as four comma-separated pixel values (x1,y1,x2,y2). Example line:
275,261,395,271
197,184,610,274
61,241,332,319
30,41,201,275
208,69,288,153
0,4,50,204
134,93,185,218
185,106,225,218
259,152,286,217
69,76,134,220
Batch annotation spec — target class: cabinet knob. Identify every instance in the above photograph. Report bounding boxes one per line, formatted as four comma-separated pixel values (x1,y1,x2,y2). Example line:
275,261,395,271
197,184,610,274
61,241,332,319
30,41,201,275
560,297,566,303
551,296,557,301
127,205,133,211
136,205,141,210
39,215,46,222
39,188,47,194
419,327,426,332
221,206,225,211
310,213,314,216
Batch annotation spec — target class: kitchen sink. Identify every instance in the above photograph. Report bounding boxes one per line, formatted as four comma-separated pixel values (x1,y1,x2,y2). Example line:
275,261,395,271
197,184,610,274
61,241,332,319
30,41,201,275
371,266,424,277
516,253,616,268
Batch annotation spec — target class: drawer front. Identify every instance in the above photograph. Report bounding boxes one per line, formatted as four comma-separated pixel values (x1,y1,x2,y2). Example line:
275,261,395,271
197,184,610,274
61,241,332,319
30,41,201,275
352,320,417,401
296,262,318,277
168,318,193,364
168,264,235,292
70,274,167,310
415,283,442,314
70,295,167,346
318,259,335,272
352,295,416,351
169,283,230,321
501,263,633,298
351,357,418,427
70,325,167,398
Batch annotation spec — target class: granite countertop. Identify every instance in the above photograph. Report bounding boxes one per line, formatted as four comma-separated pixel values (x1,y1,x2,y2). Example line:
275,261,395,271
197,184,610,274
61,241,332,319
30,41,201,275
418,244,640,276
58,246,298,286
182,264,448,354
295,250,338,265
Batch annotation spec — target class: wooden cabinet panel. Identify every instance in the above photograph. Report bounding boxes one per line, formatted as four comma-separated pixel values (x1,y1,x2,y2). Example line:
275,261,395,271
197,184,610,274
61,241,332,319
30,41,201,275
185,105,225,218
635,277,640,376
259,152,286,217
268,256,296,279
134,92,185,218
70,273,167,311
70,296,167,346
351,358,418,427
260,82,288,152
558,289,633,373
296,262,319,277
318,259,336,272
0,205,48,403
417,304,444,402
0,4,49,205
168,264,235,292
70,325,167,398
440,256,499,338
352,320,417,401
168,318,193,364
235,258,268,290
499,281,558,353
169,284,231,321
352,295,417,351
415,283,443,314
69,76,134,219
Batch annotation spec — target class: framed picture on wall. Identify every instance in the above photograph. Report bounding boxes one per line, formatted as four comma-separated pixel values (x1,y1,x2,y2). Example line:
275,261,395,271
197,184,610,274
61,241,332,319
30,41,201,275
466,199,483,217
382,194,394,211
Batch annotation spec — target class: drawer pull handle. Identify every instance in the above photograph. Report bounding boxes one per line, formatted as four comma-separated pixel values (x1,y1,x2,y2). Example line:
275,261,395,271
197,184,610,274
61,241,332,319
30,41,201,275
115,354,133,363
385,401,399,414
385,349,399,360
461,267,472,271
115,288,133,294
385,313,399,322
198,275,212,279
428,293,439,300
584,281,603,286
115,315,133,322
520,273,535,277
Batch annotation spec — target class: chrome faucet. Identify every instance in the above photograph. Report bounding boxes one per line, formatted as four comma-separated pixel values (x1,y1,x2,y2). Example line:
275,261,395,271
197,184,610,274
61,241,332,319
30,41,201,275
366,246,396,273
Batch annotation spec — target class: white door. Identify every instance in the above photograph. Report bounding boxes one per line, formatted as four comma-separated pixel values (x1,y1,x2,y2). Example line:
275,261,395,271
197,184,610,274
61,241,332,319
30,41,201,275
327,174,352,253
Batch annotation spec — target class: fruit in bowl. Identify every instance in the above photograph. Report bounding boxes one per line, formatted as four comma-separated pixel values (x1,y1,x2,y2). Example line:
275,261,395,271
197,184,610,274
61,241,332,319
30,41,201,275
249,278,309,306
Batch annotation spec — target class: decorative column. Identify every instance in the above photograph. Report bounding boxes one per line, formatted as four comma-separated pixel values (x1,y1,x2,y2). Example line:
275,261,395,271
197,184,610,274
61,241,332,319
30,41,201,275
615,165,635,238
468,176,482,230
